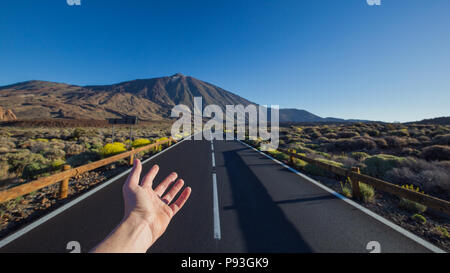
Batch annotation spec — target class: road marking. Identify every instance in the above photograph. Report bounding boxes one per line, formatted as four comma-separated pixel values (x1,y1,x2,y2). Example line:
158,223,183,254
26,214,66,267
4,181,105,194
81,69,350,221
210,139,221,240
211,152,216,167
212,172,221,240
0,135,195,250
236,139,446,253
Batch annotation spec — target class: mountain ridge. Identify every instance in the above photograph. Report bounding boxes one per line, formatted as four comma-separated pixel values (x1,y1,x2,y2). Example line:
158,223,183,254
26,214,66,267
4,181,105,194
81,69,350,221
0,74,365,123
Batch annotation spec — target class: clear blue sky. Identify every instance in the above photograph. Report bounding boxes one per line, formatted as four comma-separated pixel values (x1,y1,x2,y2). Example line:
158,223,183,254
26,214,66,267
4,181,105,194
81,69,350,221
1,0,449,122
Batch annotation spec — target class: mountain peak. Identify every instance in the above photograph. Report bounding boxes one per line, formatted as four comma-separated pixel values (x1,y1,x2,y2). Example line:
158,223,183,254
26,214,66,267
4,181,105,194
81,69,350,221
171,73,185,78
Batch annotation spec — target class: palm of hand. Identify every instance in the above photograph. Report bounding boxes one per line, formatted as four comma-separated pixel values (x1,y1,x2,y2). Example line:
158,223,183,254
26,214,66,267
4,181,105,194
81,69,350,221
122,160,191,245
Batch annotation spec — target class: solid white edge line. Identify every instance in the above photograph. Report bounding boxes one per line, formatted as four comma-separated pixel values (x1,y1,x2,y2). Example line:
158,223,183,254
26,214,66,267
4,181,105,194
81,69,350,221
236,139,446,253
212,172,221,240
0,135,195,249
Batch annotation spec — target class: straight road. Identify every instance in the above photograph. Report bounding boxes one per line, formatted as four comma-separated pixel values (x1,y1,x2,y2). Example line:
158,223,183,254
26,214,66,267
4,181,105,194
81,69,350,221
0,138,442,253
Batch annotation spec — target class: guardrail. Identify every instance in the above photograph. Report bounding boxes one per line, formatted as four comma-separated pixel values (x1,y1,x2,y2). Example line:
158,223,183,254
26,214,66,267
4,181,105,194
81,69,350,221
274,148,450,215
0,137,175,203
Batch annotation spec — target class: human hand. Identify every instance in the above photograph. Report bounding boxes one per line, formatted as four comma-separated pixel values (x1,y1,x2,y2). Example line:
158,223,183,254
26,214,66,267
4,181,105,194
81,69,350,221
91,159,191,253
122,159,192,246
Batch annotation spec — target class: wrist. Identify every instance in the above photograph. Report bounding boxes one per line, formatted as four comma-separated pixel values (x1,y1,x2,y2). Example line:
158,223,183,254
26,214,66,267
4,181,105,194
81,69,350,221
120,213,153,252
91,213,152,253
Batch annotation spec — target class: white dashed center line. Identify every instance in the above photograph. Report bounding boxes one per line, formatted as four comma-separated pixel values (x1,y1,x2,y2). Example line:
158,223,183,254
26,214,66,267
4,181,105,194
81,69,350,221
211,140,221,240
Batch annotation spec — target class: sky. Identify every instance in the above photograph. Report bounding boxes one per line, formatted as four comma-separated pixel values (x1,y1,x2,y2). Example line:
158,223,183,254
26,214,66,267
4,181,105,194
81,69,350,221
0,0,449,122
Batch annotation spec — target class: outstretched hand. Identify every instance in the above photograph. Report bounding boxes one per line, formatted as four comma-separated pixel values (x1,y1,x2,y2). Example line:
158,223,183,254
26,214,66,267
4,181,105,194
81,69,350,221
123,159,192,245
91,159,191,253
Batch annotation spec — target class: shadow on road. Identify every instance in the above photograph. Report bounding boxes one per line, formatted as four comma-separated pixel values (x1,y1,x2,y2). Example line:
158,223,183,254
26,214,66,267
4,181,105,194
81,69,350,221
222,148,313,253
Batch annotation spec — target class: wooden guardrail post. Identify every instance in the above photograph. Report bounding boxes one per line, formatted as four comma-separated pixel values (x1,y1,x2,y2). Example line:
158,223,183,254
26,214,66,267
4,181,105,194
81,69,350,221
129,148,135,165
59,165,71,199
349,167,362,201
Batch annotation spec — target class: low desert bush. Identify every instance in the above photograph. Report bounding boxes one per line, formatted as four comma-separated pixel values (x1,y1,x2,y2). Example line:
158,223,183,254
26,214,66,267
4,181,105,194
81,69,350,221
385,158,450,198
337,131,360,138
432,134,450,145
268,150,289,162
411,214,426,224
132,138,151,148
65,143,85,156
363,154,405,178
384,136,408,148
398,185,427,213
67,151,100,167
340,179,353,198
399,198,427,213
100,142,127,157
304,159,343,177
390,129,409,137
436,226,449,239
421,145,450,161
359,182,375,203
328,137,376,152
339,178,374,203
350,152,370,161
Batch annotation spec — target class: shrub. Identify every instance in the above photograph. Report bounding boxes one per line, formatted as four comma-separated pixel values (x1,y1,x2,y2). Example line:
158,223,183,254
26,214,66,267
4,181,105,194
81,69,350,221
340,179,353,198
293,158,308,169
330,137,376,152
337,131,360,138
67,151,100,167
399,198,427,213
390,129,409,137
44,148,66,161
268,150,289,162
367,129,380,137
384,136,408,148
400,147,419,157
155,137,169,142
359,182,375,203
317,137,330,143
350,152,370,161
373,138,388,149
411,214,426,224
304,159,343,177
433,134,450,145
421,145,450,161
100,142,127,157
363,154,405,178
132,138,151,148
35,138,49,142
71,128,88,138
324,132,337,139
65,143,85,156
51,159,66,169
0,161,10,179
436,226,449,239
334,155,359,168
7,151,50,178
398,185,427,213
22,161,50,179
339,178,374,203
385,158,450,198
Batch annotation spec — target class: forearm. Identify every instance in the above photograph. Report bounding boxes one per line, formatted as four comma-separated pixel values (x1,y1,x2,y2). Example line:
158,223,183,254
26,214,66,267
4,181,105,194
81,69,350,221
90,215,152,253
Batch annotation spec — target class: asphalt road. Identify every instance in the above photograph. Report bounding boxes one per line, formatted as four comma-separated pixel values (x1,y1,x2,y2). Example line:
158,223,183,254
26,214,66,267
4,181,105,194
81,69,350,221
0,138,441,253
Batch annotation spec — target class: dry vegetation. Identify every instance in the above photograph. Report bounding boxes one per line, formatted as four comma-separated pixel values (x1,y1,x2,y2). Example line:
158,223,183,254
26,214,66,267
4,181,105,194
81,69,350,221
274,122,450,201
0,123,171,190
0,122,171,237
